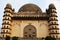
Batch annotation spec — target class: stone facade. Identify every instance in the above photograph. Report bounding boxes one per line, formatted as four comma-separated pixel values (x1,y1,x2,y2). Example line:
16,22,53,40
1,3,60,38
11,20,49,38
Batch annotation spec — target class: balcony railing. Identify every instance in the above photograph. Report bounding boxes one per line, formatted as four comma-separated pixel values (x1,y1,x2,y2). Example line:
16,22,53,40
49,33,60,34
1,32,11,34
2,23,11,26
49,28,59,30
1,28,11,30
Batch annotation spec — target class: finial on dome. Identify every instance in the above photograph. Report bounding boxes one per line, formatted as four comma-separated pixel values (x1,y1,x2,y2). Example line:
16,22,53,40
5,3,12,9
49,3,56,9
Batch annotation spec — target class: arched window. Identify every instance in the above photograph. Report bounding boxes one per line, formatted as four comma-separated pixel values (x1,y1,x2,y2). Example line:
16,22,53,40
7,22,9,24
54,22,56,24
52,30,54,33
3,35,4,38
56,35,58,38
55,26,56,28
53,35,55,38
4,21,6,23
7,26,8,28
52,26,54,28
24,35,27,37
6,30,8,33
4,26,5,28
8,18,9,20
51,22,53,24
3,30,5,32
56,31,57,33
54,18,56,20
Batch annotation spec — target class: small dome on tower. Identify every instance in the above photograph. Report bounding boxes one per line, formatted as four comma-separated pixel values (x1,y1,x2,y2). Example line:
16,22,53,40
5,3,12,9
49,4,56,9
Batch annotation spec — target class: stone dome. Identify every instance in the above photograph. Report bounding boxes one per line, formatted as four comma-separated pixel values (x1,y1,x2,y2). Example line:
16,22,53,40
18,4,42,13
5,3,12,9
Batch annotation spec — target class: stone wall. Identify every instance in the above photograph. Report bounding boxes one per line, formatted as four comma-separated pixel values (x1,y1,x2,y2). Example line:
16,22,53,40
11,20,49,38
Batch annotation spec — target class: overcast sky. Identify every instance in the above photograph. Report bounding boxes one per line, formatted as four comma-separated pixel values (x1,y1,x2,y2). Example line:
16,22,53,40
0,0,60,31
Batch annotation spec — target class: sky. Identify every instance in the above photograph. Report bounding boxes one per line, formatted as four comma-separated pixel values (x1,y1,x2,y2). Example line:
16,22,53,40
0,0,60,31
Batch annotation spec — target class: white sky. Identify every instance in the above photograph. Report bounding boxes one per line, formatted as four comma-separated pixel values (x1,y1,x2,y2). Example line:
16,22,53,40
0,0,60,32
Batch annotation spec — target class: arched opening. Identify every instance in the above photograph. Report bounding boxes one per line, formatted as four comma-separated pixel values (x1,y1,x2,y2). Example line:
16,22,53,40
23,24,37,38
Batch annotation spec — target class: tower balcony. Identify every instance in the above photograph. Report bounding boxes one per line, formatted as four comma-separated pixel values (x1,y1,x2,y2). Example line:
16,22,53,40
49,19,58,21
49,28,59,30
2,23,11,26
3,14,11,17
49,22,59,25
3,19,11,21
49,33,60,34
49,24,59,26
51,10,57,13
49,9,57,13
1,32,11,34
50,14,57,17
49,17,57,20
4,9,12,14
1,27,11,30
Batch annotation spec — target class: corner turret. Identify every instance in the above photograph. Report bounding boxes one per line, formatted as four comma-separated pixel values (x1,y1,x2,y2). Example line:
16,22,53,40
1,3,13,38
47,3,59,38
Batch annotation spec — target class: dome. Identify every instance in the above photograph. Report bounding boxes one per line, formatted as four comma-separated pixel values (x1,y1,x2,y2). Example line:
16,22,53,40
49,4,56,9
4,3,12,10
18,4,42,13
5,3,12,9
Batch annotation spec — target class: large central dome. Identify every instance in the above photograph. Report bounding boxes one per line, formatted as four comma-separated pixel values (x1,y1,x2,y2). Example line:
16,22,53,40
18,4,42,13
